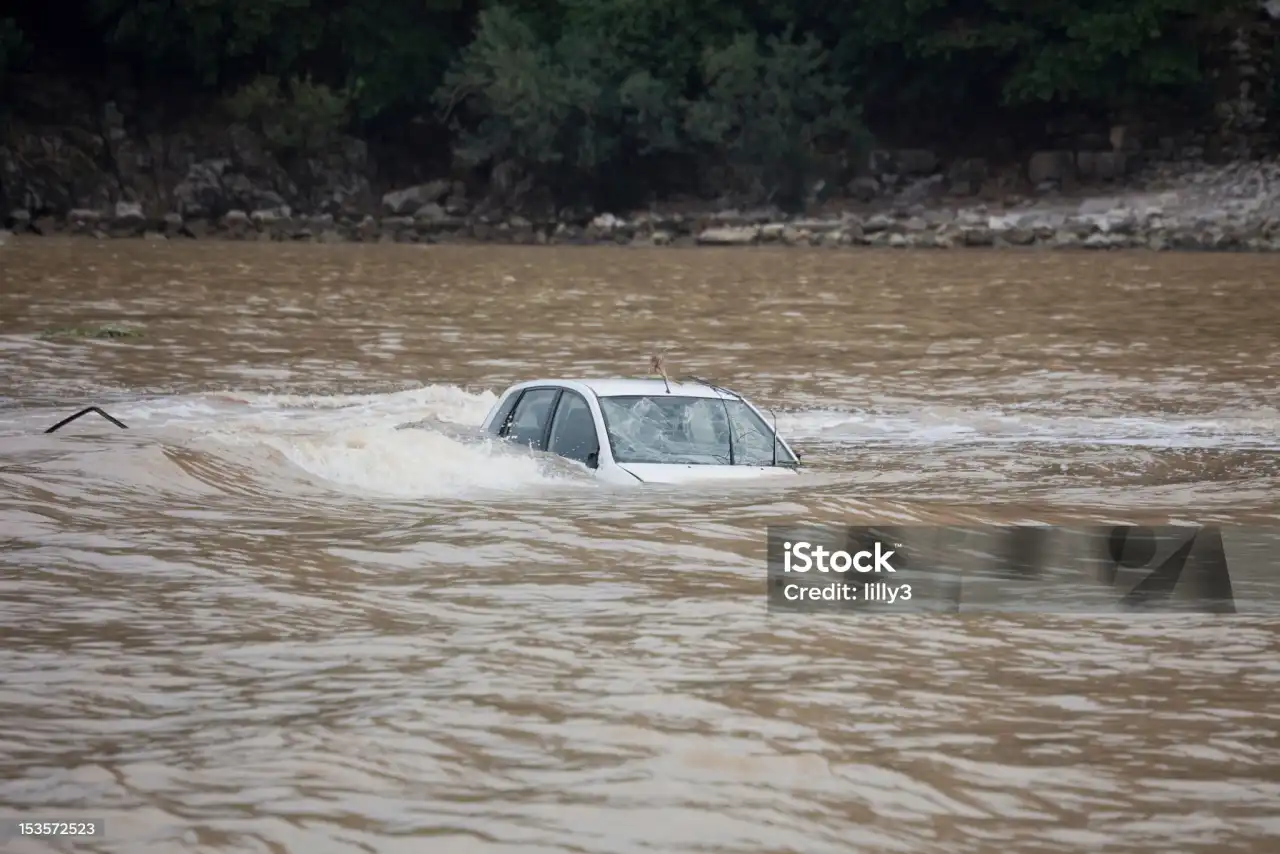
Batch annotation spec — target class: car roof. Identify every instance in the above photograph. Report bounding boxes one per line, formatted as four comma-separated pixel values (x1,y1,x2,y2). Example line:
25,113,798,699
507,377,743,400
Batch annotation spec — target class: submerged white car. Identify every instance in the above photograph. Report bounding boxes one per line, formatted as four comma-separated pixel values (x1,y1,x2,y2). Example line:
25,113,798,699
480,377,802,484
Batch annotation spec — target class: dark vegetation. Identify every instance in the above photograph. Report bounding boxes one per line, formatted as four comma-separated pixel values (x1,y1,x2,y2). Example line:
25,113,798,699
0,1,1268,212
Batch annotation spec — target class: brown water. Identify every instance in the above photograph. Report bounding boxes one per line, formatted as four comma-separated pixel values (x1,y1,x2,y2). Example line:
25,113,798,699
1,238,1278,854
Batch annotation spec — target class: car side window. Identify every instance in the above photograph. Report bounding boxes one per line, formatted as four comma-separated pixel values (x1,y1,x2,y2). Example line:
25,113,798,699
504,388,559,451
548,391,599,466
487,392,523,435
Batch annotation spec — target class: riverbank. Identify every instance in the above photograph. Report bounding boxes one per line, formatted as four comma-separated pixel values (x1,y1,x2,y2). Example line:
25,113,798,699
5,156,1280,252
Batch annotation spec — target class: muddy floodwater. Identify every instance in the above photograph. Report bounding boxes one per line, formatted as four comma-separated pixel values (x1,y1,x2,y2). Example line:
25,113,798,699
1,238,1278,854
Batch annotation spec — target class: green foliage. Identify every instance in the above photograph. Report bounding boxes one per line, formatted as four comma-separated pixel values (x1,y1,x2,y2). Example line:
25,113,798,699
685,29,868,207
435,4,689,196
89,0,318,87
437,4,864,206
836,0,1249,129
223,75,352,155
307,0,471,124
2,0,1259,208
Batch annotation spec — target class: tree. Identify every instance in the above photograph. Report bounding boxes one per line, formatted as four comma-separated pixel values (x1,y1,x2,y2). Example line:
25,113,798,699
685,29,868,209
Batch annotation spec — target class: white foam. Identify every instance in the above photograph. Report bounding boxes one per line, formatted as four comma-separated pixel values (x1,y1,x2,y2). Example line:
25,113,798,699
158,385,589,498
4,384,592,499
777,408,1280,450
247,424,572,498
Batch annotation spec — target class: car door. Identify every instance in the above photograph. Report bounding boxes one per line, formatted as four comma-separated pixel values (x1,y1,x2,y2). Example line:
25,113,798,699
501,387,560,451
546,390,600,467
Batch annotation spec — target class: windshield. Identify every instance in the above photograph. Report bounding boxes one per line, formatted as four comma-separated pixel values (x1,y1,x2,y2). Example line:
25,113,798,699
597,395,796,466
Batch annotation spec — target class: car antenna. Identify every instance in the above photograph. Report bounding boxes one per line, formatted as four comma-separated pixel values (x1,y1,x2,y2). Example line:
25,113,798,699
648,351,671,394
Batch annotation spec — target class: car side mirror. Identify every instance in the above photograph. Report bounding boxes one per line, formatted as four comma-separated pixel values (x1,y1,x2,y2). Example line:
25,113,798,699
585,450,599,469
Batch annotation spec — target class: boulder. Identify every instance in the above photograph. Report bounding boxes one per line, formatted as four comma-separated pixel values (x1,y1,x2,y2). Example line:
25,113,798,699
846,176,880,202
1028,151,1075,185
381,181,451,215
696,226,759,245
947,159,988,195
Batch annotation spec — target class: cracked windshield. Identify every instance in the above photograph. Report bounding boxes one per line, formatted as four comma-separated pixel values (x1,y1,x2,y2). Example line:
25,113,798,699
2,2,1279,854
600,394,791,466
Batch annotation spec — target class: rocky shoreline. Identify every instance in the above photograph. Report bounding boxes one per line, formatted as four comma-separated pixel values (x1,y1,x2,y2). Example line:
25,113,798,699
5,157,1280,252
5,113,1280,252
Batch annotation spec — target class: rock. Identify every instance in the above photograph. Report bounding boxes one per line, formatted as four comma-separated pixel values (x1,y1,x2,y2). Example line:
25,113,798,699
1001,227,1036,246
1028,151,1075,185
862,213,896,233
222,209,250,237
174,160,230,218
710,208,777,226
8,209,31,232
847,176,880,202
947,159,988,195
1099,208,1138,235
696,226,759,245
790,218,843,233
380,216,414,234
585,213,632,241
961,226,995,247
759,222,786,242
250,207,291,225
591,213,621,232
780,226,807,246
1083,233,1131,250
1077,151,1132,182
162,212,184,233
1053,230,1082,249
381,181,450,215
111,201,145,233
413,202,448,223
1062,216,1098,238
67,209,102,234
